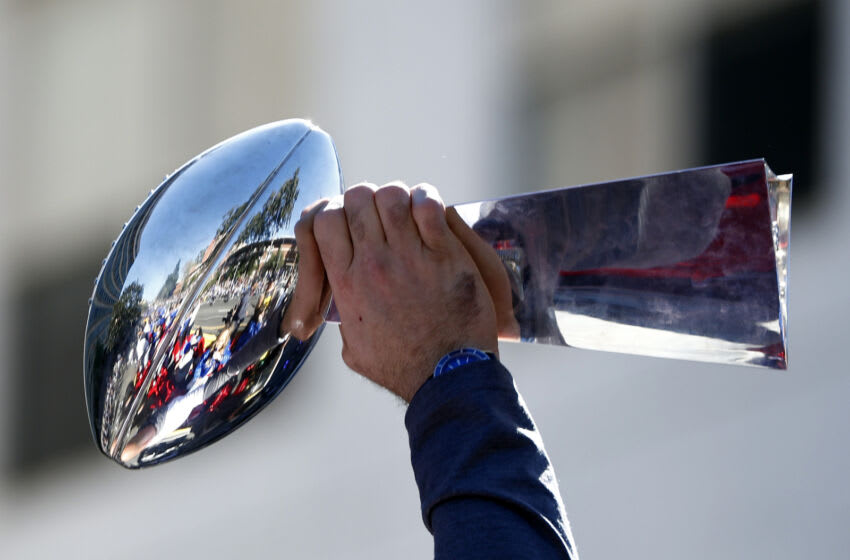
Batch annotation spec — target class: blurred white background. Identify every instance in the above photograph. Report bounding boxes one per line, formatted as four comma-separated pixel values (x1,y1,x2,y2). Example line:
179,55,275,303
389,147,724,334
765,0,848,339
1,0,847,558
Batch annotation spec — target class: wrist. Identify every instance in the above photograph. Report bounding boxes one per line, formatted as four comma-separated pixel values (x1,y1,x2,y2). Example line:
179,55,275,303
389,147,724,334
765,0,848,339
404,346,497,402
387,336,499,403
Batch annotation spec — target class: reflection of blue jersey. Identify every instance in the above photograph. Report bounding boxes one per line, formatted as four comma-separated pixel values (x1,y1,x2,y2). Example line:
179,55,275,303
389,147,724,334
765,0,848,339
232,320,261,353
192,349,214,381
218,346,232,367
190,344,233,388
180,317,192,338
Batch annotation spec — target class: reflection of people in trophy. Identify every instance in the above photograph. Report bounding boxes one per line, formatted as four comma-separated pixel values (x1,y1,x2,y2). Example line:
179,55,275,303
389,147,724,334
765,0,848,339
231,288,251,332
109,194,308,462
117,233,308,464
135,329,148,364
118,291,291,465
232,305,265,354
187,325,232,390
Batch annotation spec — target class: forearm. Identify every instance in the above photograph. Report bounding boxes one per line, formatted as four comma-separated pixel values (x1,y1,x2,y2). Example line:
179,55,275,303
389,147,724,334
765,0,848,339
405,361,577,559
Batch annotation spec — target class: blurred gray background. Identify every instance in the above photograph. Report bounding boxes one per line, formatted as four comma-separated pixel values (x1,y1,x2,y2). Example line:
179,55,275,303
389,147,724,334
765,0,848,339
1,0,847,558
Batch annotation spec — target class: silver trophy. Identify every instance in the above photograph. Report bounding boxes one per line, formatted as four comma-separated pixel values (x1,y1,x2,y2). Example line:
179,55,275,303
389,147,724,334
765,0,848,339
84,119,791,468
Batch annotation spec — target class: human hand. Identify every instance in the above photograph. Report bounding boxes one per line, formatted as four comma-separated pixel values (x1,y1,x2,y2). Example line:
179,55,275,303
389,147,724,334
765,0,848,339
282,182,517,401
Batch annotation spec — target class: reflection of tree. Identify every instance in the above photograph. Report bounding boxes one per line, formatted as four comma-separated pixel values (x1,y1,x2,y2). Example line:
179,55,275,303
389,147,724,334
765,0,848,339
211,238,296,286
106,282,144,353
221,245,263,282
216,201,251,238
237,169,300,245
259,248,288,276
156,260,181,301
201,170,302,288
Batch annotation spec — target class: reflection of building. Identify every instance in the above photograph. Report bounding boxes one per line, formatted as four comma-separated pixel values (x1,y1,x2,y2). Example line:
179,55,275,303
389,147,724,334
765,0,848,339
216,237,296,283
178,234,226,296
84,183,170,376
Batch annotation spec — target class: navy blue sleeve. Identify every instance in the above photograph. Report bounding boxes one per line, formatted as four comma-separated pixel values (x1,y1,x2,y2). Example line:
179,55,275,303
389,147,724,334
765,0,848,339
405,360,577,559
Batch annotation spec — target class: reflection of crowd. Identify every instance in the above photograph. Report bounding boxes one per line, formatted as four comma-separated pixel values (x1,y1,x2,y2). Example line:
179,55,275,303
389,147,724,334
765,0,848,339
117,274,290,464
204,262,296,306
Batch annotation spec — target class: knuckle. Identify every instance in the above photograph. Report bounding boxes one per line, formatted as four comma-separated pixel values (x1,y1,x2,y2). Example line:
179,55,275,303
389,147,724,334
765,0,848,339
411,183,444,205
415,196,443,216
374,184,408,207
312,207,340,236
344,184,376,207
375,186,411,227
294,217,310,238
297,198,330,228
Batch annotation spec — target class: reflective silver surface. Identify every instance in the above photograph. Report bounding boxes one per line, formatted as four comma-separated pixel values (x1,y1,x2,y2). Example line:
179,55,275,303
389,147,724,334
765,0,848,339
84,120,343,467
453,160,791,368
86,119,791,468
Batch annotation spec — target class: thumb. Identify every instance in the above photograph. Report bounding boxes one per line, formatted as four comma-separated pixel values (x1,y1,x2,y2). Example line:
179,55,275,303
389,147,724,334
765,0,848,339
446,207,520,340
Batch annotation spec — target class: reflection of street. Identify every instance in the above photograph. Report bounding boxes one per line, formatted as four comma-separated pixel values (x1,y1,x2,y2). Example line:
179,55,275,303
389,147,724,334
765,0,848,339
194,295,260,335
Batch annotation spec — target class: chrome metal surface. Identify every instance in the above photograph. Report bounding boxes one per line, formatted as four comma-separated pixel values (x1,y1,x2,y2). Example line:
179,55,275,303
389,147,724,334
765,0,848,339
86,119,791,468
84,120,343,467
452,160,791,368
